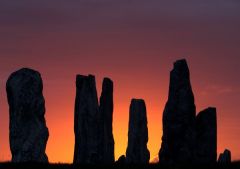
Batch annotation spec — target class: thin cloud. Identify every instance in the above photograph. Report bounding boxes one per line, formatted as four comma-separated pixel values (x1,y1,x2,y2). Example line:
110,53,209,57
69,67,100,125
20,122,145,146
200,84,239,96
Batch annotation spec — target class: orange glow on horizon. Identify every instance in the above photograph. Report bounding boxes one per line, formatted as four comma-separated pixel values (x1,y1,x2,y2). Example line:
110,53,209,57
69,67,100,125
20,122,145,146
43,76,165,163
0,57,239,163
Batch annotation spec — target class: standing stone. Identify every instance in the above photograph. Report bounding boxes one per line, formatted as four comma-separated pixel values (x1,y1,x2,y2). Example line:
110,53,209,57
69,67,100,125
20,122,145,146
159,59,196,164
116,155,126,164
126,99,150,164
6,68,49,162
196,107,217,163
218,149,231,164
73,75,100,164
99,78,115,163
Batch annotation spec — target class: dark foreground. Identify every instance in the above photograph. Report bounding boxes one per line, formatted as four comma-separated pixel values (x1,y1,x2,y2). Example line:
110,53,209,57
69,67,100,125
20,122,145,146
0,162,239,169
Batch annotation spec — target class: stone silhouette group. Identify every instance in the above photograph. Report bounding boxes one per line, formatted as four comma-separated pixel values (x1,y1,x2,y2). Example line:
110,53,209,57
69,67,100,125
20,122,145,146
5,59,231,164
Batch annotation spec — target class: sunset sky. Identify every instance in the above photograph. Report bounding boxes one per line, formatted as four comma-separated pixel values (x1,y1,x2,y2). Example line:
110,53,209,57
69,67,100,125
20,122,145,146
0,0,240,163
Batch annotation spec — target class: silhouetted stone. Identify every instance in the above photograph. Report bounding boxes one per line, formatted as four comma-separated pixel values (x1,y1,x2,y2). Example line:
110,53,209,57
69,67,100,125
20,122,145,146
218,149,231,164
73,75,100,164
116,155,126,164
99,78,115,163
159,59,196,164
126,99,150,164
6,68,49,162
196,107,217,163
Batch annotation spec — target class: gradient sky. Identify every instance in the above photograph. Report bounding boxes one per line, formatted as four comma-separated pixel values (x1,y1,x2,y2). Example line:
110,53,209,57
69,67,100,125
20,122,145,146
0,0,240,163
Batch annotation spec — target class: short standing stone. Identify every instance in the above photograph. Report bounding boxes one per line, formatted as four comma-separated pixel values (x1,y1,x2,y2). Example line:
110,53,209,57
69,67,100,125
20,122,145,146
6,68,49,162
218,149,231,164
126,99,150,163
196,107,217,163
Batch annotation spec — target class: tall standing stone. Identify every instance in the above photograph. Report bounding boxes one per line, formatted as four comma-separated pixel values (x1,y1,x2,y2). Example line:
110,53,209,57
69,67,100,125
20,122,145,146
159,59,196,164
126,99,150,164
6,68,49,162
73,75,100,164
196,107,217,163
99,78,115,163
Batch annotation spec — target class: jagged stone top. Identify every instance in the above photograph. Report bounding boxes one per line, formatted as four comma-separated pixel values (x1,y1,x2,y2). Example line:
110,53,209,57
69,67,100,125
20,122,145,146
166,59,195,116
76,74,96,89
73,73,100,164
169,59,192,96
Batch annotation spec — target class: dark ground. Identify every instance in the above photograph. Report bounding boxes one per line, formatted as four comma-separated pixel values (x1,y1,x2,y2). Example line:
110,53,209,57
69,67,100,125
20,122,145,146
0,162,240,169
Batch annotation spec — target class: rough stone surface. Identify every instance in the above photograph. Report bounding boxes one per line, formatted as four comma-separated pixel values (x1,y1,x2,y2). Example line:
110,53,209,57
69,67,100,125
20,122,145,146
73,75,100,164
218,149,231,164
126,99,150,164
196,107,217,163
6,68,49,163
99,78,115,163
159,59,196,164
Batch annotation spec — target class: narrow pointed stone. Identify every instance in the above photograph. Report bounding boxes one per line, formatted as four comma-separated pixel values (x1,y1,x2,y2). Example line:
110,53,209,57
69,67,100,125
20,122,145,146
126,99,150,164
73,75,100,164
6,68,49,162
159,59,196,164
196,107,217,163
99,78,115,163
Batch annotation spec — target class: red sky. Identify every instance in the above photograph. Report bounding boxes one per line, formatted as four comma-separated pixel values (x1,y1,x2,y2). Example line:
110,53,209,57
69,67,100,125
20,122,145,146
0,0,240,163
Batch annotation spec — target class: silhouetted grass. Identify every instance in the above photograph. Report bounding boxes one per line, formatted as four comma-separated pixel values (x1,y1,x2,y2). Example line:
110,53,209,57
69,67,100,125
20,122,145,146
0,162,240,169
